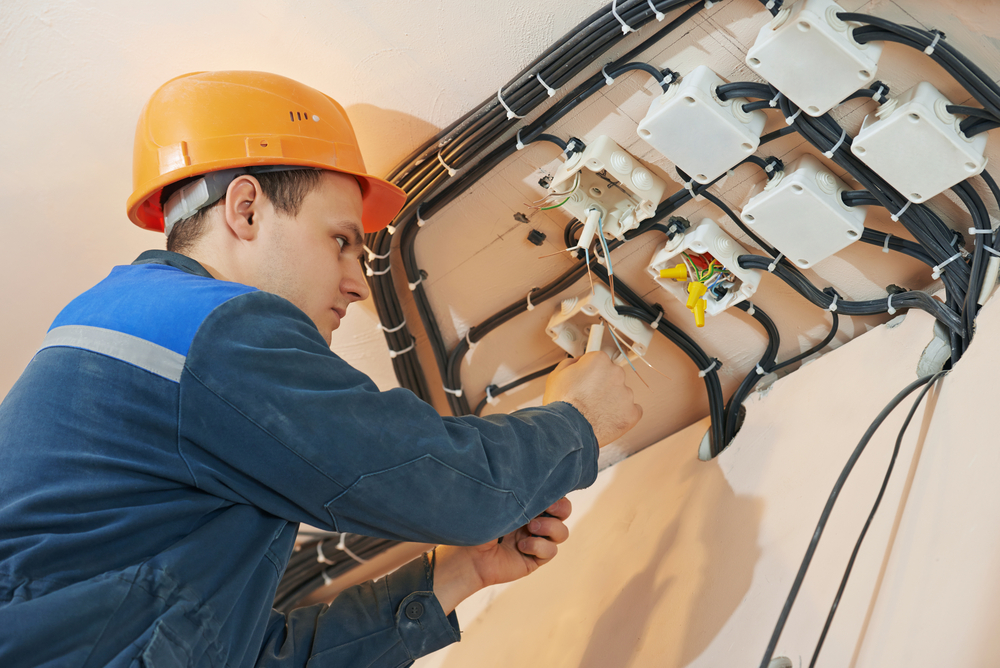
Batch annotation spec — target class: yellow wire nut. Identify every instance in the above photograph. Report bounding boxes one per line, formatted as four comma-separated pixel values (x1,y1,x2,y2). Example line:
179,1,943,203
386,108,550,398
692,298,707,328
659,264,688,281
686,281,707,309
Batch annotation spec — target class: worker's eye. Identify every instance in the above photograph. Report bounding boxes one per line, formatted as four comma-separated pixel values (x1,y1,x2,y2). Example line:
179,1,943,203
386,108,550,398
335,236,347,250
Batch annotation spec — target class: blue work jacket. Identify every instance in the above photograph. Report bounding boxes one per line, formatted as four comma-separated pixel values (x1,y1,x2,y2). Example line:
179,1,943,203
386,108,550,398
0,251,599,667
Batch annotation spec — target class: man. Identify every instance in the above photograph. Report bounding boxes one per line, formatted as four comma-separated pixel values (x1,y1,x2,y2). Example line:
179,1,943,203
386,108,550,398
0,71,641,667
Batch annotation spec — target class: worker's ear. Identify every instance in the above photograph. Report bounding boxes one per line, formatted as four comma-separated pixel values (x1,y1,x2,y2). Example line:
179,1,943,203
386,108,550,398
223,175,264,241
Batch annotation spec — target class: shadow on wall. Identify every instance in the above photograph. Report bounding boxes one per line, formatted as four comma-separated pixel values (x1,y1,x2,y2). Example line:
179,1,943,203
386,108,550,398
344,103,441,180
438,419,763,668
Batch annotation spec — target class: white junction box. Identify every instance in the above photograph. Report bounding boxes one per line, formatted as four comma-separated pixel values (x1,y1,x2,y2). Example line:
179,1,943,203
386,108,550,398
548,135,667,241
746,0,883,117
637,65,767,184
741,153,867,268
647,218,762,323
851,81,989,203
546,283,654,364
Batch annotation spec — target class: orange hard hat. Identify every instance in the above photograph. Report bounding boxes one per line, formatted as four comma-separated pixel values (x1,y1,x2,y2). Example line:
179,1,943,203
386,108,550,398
127,71,406,234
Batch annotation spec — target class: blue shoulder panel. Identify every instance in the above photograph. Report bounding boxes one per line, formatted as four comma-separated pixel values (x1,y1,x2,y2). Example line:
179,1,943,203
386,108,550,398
50,264,257,356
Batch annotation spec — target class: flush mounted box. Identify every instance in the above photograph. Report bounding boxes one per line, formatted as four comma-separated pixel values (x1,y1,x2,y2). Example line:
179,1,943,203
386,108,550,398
746,0,883,117
548,135,667,241
851,81,989,203
637,65,767,184
545,283,653,364
740,153,867,269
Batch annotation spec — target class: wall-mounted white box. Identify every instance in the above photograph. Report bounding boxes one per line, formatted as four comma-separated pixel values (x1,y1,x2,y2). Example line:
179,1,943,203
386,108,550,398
545,283,653,364
851,81,989,203
637,65,767,185
647,218,762,317
548,135,667,241
746,0,883,117
741,153,867,269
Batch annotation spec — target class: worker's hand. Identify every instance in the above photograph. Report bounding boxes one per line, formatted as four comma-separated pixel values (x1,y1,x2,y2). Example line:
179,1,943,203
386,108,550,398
432,497,573,614
543,352,643,447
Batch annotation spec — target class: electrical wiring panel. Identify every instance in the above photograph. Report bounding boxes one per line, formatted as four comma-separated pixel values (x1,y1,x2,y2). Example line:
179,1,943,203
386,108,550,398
740,153,867,269
647,218,762,327
746,0,883,117
637,65,767,184
545,283,654,364
547,135,667,241
851,81,989,203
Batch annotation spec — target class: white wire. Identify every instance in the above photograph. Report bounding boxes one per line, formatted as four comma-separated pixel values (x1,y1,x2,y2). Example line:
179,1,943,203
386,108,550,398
497,86,524,119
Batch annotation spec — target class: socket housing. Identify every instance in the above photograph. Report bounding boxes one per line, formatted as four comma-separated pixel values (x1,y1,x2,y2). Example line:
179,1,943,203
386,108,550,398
546,283,653,364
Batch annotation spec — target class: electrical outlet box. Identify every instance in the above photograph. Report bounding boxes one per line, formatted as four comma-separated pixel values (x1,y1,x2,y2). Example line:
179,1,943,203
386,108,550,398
549,135,667,241
546,283,653,364
740,153,866,268
851,81,989,203
746,0,883,117
637,65,767,184
647,219,762,321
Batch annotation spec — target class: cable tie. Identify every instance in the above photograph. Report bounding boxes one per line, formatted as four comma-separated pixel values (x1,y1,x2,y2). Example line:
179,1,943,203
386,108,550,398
365,262,391,277
662,71,675,85
704,0,714,7
649,309,664,330
536,72,557,97
486,384,500,406
746,301,755,316
698,358,719,378
408,275,423,291
436,149,457,177
316,541,333,565
601,64,615,86
768,91,782,108
768,253,784,273
646,0,665,21
826,292,839,312
883,233,892,253
526,288,537,311
931,251,963,279
764,161,775,173
364,245,391,261
465,329,478,351
765,0,776,9
497,86,524,120
376,319,407,333
823,128,848,158
784,108,802,125
755,363,766,375
416,204,428,227
874,85,885,103
886,293,896,315
514,128,527,151
388,340,415,359
984,245,1000,258
684,180,695,192
443,385,463,398
890,200,911,222
968,227,992,235
386,223,397,235
612,0,635,34
321,568,334,586
336,533,368,563
924,31,942,56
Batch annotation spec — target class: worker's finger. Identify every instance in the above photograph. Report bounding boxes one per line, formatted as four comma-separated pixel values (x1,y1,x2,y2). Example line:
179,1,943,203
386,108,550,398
517,535,559,562
552,356,578,373
527,516,569,544
543,497,572,521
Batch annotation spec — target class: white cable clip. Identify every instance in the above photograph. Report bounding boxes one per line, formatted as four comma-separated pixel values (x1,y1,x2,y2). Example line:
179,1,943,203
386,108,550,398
765,0,776,9
823,128,848,158
755,363,766,375
612,0,635,34
662,70,675,85
969,227,992,235
386,224,397,235
601,64,615,86
768,91,782,108
377,319,407,333
536,72,557,97
649,309,664,330
365,262,391,277
784,107,802,125
486,385,501,406
497,86,524,120
515,128,526,151
416,204,428,228
931,252,963,279
886,293,896,315
465,329,478,351
764,161,775,174
984,245,1000,258
436,150,457,177
526,288,537,311
924,31,942,56
883,233,892,253
364,245,391,261
321,568,334,586
698,359,719,378
646,0,665,21
826,292,839,312
336,533,368,564
388,340,416,359
684,180,695,192
746,301,756,316
443,385,463,398
768,253,784,273
890,200,911,222
704,0,714,7
316,541,333,565
408,275,423,291
873,85,885,103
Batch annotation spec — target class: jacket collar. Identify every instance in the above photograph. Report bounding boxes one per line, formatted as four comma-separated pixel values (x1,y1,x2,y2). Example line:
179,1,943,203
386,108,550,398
132,250,214,279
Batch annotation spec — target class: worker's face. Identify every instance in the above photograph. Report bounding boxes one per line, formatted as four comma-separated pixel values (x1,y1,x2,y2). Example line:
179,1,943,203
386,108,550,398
254,171,369,344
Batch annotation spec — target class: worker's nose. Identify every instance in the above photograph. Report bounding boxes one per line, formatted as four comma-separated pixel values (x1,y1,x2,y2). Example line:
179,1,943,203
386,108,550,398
344,258,371,303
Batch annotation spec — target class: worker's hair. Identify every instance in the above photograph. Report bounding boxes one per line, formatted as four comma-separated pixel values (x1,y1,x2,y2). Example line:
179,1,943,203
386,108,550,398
165,169,323,254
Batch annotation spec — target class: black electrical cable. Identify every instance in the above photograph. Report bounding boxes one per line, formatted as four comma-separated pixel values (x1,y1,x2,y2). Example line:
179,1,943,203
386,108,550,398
473,363,561,416
723,300,781,442
757,372,944,668
770,308,839,373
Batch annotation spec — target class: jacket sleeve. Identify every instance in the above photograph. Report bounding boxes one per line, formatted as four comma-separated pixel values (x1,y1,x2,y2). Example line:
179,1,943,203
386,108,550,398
255,554,460,668
178,291,599,544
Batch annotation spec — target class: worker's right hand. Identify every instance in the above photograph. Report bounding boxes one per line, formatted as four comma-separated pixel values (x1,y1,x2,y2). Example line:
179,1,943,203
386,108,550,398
543,352,642,447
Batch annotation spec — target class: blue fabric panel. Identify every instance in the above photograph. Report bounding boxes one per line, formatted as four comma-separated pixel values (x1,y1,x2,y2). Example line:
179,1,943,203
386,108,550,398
50,264,256,356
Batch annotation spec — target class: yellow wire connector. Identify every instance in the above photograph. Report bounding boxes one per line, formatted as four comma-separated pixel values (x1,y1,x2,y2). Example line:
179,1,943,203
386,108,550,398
686,281,708,328
659,263,688,281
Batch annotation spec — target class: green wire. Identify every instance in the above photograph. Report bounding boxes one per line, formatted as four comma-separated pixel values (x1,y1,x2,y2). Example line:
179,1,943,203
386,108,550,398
541,196,571,210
